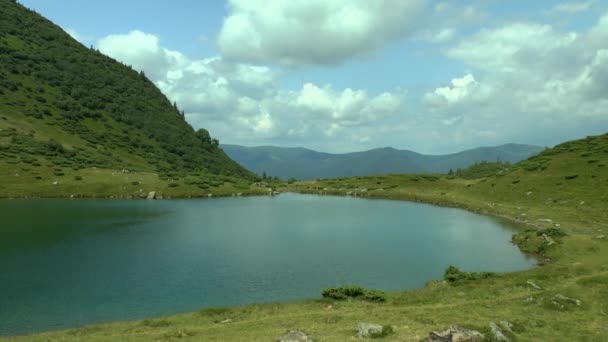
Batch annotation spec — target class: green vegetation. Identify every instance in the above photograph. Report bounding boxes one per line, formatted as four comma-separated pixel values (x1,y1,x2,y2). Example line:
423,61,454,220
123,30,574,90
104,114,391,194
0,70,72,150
443,265,496,283
5,134,607,341
0,0,257,198
451,161,512,179
322,285,387,302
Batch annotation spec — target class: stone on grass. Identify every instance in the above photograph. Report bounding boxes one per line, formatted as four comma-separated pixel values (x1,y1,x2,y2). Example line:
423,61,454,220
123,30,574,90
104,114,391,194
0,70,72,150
421,325,484,341
489,322,510,341
552,294,581,306
526,280,542,290
357,323,384,338
147,191,156,200
276,330,314,342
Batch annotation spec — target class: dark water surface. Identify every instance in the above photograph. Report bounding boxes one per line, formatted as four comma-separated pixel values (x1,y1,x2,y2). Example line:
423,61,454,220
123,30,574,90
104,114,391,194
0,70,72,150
0,193,535,335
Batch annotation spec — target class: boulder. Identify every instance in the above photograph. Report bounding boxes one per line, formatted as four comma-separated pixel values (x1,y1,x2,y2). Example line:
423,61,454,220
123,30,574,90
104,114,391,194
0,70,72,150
499,321,514,333
276,330,314,342
489,322,510,341
552,294,581,306
146,191,156,200
357,323,385,338
421,325,484,341
526,280,542,290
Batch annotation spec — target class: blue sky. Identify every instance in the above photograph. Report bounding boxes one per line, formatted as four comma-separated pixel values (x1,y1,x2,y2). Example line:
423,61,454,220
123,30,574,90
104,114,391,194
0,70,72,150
20,0,608,153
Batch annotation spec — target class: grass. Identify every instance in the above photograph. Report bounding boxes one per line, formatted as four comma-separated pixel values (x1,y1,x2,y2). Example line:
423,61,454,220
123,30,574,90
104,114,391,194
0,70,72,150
2,133,607,341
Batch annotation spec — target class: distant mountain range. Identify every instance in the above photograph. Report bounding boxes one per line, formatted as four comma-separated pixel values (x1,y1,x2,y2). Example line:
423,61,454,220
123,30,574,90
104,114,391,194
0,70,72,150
221,144,545,180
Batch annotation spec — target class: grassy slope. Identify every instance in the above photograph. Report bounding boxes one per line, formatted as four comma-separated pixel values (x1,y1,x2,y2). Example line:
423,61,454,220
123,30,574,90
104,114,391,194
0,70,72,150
0,0,259,198
5,134,607,341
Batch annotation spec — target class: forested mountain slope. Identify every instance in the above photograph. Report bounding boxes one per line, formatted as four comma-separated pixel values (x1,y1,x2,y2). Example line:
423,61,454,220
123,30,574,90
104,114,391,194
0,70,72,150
0,0,256,197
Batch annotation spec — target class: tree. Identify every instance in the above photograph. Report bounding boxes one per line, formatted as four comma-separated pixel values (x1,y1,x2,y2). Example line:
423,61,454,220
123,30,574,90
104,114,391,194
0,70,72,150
262,171,267,180
448,169,454,175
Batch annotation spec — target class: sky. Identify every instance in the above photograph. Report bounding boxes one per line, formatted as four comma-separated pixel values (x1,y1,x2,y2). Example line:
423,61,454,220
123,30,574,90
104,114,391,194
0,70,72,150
20,0,608,154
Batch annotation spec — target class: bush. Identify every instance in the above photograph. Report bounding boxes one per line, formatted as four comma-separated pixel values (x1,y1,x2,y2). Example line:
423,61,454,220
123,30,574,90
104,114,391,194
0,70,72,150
74,175,83,181
168,183,179,188
322,285,386,302
443,266,495,283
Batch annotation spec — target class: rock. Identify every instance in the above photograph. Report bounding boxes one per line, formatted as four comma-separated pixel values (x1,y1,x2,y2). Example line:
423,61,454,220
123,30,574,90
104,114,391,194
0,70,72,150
595,234,606,240
276,330,314,342
489,322,510,341
219,318,232,324
207,193,213,198
538,218,553,223
500,321,514,333
357,323,385,338
526,280,542,290
421,325,484,341
52,181,58,185
526,191,532,196
146,191,156,200
523,296,535,303
273,191,281,196
541,234,555,245
554,223,561,227
552,294,581,306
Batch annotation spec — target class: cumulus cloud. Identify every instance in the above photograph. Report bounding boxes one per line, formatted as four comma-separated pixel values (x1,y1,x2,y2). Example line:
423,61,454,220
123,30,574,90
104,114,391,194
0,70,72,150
419,12,608,150
98,30,174,81
217,0,425,65
96,31,406,150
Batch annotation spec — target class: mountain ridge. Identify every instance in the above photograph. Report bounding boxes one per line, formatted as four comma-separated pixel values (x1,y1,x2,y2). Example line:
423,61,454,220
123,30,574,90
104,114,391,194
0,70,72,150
221,143,545,180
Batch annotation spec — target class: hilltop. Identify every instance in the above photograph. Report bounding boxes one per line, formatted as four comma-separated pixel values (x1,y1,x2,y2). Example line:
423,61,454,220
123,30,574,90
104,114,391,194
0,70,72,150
221,143,544,180
0,0,259,198
8,134,606,341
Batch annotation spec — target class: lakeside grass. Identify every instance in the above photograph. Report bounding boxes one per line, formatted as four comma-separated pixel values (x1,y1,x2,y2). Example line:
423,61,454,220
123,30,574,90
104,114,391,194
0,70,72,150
2,134,608,341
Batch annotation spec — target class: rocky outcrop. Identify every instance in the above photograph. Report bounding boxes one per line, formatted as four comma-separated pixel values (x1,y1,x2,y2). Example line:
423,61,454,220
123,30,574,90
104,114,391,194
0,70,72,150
526,280,542,290
489,322,510,341
147,191,156,200
357,323,385,338
552,294,581,307
276,330,314,342
421,325,484,341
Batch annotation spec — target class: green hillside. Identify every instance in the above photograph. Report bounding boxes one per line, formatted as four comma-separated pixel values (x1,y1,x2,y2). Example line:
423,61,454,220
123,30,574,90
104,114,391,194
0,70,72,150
8,134,606,341
0,0,258,198
221,143,544,180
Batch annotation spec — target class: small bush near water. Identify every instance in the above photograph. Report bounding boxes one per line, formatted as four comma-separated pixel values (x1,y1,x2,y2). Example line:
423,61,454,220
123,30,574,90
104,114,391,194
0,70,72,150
443,266,495,283
322,285,387,302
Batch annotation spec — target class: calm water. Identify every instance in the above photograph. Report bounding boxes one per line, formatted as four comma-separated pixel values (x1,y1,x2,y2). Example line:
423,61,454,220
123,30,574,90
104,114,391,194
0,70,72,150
0,193,535,335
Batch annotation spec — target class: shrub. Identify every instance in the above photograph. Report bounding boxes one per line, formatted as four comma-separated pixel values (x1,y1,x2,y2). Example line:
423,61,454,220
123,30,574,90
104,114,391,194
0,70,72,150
443,266,495,283
168,183,179,188
322,285,386,302
74,175,83,181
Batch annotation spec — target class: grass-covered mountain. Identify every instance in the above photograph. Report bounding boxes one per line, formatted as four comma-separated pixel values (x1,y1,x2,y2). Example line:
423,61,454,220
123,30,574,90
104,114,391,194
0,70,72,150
221,143,544,180
0,0,259,197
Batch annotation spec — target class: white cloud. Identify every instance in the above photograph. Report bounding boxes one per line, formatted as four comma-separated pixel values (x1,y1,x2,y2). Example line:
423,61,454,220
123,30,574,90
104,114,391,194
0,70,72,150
98,30,173,81
418,13,608,151
97,31,406,149
217,0,425,65
548,1,594,14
